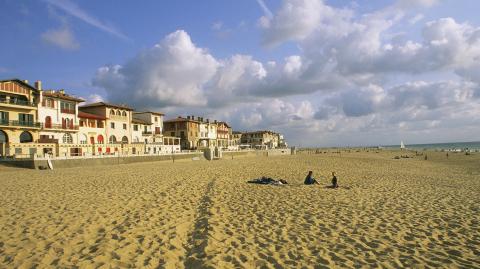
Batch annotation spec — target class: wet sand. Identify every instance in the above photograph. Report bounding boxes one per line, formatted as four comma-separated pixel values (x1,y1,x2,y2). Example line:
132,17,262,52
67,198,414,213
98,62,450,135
1,151,479,268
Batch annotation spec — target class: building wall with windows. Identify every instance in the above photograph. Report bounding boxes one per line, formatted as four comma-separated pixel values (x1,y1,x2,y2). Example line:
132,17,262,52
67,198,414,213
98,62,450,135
164,116,200,150
0,79,41,156
79,102,133,148
38,89,84,145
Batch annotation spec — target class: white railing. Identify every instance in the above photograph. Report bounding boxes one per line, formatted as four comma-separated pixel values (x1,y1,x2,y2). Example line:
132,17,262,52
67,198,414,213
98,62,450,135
33,150,202,161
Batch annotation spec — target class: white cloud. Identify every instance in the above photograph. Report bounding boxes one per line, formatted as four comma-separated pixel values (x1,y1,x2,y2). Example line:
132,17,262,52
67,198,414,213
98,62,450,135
93,30,218,108
92,0,480,146
409,13,424,25
256,0,273,19
44,0,128,40
41,25,79,50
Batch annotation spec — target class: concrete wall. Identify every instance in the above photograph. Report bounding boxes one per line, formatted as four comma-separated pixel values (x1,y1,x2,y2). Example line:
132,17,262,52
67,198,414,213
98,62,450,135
0,152,205,170
266,148,291,156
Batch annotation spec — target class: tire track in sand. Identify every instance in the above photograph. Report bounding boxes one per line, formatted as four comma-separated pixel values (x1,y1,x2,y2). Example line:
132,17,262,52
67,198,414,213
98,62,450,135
183,179,215,269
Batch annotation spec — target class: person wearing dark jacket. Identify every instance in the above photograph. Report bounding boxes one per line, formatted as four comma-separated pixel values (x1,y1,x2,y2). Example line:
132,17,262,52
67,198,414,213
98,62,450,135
304,171,318,185
331,172,338,188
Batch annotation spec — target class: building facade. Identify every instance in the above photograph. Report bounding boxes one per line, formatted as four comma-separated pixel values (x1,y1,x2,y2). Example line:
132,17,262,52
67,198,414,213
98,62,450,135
240,130,280,149
79,102,133,154
216,121,230,149
38,89,84,146
164,116,200,150
0,79,41,157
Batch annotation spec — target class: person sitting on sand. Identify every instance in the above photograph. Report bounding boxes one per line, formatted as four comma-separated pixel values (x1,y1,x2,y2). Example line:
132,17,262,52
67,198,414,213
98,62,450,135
331,172,338,188
304,171,318,185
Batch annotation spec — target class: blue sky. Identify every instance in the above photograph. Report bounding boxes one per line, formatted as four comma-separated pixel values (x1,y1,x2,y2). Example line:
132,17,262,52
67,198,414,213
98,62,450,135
1,0,480,146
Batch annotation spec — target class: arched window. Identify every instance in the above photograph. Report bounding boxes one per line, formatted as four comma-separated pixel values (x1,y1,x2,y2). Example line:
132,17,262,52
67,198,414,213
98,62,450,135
79,134,88,144
116,110,121,116
45,116,52,128
133,137,139,143
20,131,33,143
109,135,117,143
110,110,115,116
121,136,128,144
97,135,104,144
0,130,8,143
62,133,73,144
122,111,127,117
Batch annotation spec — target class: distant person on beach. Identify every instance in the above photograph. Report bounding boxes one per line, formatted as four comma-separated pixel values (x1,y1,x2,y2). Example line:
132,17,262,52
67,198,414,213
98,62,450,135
304,171,318,185
331,172,338,188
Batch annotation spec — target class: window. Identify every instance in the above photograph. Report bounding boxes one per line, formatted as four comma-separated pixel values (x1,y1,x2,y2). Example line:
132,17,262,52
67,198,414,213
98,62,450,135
155,117,158,122
109,135,117,143
133,125,138,131
97,121,104,128
110,122,115,129
0,130,8,143
79,134,88,144
47,99,54,108
62,133,73,144
180,131,185,137
122,111,127,117
97,135,104,144
45,116,52,128
123,123,127,130
0,111,9,124
170,132,175,136
18,113,33,124
121,136,128,144
116,110,121,116
60,102,75,113
110,110,115,116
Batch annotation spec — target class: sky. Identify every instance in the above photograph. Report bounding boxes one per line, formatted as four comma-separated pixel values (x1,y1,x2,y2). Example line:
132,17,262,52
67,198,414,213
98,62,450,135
1,0,480,147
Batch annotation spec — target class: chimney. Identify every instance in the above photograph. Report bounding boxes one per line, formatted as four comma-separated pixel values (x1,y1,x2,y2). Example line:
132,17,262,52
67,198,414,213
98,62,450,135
206,119,209,123
197,116,201,121
214,120,217,124
187,116,191,120
59,89,65,95
35,80,42,91
23,79,29,84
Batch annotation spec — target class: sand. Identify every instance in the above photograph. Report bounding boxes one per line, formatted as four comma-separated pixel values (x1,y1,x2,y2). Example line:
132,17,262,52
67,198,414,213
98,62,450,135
0,151,479,268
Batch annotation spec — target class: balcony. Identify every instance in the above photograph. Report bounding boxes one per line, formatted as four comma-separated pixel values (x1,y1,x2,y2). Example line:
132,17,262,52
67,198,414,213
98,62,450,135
38,137,58,143
60,108,76,114
0,98,36,107
142,131,153,135
43,123,79,131
0,119,42,128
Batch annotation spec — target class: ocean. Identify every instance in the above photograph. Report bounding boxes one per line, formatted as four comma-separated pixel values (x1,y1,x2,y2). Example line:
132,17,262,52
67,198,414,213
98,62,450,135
383,141,480,151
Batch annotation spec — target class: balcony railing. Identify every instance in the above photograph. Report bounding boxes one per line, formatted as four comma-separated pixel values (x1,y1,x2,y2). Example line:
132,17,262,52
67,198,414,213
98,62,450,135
43,123,79,130
142,131,153,135
60,108,76,114
0,119,42,128
0,98,36,107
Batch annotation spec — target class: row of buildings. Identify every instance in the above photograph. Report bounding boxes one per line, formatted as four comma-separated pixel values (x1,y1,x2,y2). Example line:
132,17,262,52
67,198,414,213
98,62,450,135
0,79,287,158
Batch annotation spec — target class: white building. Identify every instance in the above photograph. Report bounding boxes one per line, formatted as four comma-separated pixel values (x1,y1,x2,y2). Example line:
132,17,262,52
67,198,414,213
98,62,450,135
38,88,84,146
198,117,217,148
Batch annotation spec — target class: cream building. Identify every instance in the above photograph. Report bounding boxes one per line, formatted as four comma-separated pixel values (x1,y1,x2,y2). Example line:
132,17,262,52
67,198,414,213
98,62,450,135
78,111,107,155
79,102,133,154
240,130,280,149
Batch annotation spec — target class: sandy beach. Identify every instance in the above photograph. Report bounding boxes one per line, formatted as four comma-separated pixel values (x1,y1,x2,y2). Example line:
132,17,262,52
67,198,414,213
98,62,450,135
1,151,479,268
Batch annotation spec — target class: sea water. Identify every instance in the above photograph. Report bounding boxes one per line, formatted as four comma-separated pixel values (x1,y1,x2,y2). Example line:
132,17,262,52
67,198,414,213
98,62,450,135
383,141,480,151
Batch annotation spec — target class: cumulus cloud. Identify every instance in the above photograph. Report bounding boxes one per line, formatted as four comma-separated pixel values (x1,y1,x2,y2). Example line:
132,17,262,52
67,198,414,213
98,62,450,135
92,0,480,146
94,30,218,108
41,25,79,50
